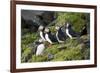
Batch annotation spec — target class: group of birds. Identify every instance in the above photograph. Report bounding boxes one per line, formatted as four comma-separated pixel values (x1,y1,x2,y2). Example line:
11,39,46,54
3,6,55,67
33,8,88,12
34,22,86,56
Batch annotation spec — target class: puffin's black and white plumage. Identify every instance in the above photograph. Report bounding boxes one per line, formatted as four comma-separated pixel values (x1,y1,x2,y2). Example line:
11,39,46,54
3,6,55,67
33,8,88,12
65,22,79,39
44,28,58,44
38,25,46,41
80,24,88,36
55,26,67,43
34,39,45,56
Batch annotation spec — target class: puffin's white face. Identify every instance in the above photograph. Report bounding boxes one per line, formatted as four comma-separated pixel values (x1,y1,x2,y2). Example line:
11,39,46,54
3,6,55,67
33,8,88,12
38,25,44,31
66,23,69,28
55,26,60,30
44,28,49,33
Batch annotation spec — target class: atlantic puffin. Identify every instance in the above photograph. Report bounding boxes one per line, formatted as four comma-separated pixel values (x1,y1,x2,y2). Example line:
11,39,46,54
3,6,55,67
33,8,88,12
55,26,67,43
80,24,88,36
65,22,79,39
34,39,45,56
44,28,58,44
38,25,46,41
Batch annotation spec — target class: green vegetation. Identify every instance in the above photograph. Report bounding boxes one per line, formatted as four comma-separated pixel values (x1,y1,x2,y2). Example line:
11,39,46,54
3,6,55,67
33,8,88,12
55,12,90,32
21,12,90,63
21,33,90,62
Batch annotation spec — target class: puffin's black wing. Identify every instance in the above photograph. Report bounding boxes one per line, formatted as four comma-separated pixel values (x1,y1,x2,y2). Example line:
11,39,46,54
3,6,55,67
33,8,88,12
58,28,67,41
48,32,58,43
42,31,46,39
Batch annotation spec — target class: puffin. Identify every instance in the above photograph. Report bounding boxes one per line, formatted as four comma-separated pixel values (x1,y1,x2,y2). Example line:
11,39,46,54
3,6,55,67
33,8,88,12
80,24,88,36
34,39,45,56
44,28,58,44
55,26,67,43
38,25,46,41
65,22,79,39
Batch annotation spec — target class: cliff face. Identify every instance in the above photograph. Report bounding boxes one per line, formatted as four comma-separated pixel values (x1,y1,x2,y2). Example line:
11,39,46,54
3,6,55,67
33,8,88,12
21,10,55,34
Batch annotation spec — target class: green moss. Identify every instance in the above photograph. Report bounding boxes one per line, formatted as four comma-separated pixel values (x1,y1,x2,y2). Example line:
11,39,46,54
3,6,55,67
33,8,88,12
55,12,90,32
30,55,48,62
21,33,90,62
21,47,32,62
